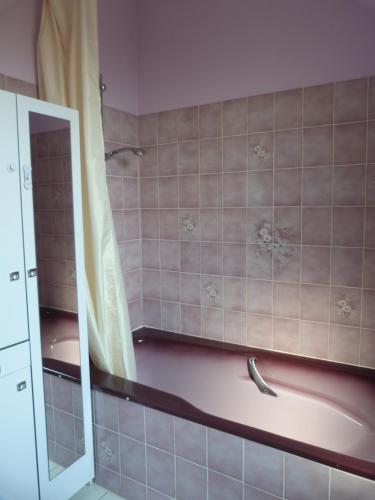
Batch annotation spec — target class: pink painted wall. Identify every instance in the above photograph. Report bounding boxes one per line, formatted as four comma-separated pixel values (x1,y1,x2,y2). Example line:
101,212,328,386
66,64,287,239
1,0,375,115
0,0,139,114
137,0,375,114
98,0,138,115
0,0,41,84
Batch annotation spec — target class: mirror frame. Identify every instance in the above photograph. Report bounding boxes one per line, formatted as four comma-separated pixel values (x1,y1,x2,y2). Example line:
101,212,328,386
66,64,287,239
17,95,94,500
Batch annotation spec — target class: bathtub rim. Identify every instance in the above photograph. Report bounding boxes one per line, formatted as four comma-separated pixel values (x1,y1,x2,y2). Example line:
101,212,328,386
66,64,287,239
43,326,375,481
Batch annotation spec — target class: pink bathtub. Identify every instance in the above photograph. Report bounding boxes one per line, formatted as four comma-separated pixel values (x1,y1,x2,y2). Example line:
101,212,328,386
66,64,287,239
40,308,375,480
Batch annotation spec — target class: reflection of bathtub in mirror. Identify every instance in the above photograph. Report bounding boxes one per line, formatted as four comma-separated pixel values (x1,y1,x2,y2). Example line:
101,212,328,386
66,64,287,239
40,308,84,473
40,308,80,366
43,337,80,366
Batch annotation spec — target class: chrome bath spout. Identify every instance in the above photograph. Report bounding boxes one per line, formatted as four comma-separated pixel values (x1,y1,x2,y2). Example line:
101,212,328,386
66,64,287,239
248,356,277,397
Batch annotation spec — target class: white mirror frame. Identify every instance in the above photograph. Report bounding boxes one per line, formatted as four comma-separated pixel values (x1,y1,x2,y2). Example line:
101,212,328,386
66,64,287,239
17,95,94,500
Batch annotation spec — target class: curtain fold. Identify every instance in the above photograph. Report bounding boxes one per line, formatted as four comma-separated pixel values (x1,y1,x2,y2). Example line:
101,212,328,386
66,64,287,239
37,0,136,380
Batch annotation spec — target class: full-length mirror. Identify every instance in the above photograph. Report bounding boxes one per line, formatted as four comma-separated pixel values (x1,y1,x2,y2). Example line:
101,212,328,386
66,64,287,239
29,112,85,479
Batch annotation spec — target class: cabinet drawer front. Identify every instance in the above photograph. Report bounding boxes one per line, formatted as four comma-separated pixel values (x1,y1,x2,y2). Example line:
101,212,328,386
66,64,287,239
0,364,39,500
0,90,29,350
0,342,30,379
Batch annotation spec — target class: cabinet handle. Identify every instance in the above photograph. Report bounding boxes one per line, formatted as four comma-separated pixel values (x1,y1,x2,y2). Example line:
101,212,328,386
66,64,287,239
17,381,27,391
9,271,20,281
23,164,32,190
28,268,37,278
6,163,16,174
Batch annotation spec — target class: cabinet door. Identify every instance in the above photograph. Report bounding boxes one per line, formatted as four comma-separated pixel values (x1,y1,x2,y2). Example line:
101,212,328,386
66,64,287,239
0,345,39,500
0,90,29,350
17,95,94,500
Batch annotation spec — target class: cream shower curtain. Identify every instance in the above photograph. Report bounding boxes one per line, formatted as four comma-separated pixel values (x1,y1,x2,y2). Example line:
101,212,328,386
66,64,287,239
37,0,136,379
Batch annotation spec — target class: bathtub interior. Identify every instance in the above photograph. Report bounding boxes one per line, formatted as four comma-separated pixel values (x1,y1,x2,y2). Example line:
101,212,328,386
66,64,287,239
134,334,375,466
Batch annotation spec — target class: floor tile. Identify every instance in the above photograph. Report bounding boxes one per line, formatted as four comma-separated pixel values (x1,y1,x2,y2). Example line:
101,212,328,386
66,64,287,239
71,482,108,500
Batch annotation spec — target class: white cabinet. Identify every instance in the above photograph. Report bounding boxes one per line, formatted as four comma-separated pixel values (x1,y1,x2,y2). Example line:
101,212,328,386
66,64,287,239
0,89,94,500
0,344,39,500
0,91,29,350
0,90,37,500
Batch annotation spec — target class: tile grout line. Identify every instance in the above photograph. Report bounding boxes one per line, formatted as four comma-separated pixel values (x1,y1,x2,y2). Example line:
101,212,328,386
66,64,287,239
141,239,375,252
140,297,366,320
140,303,364,333
244,98,249,348
299,88,305,355
173,415,176,498
176,115,182,336
49,375,57,468
116,397,122,485
143,406,148,498
359,76,370,367
198,105,204,338
271,91,276,350
141,161,370,178
156,125,162,330
154,116,161,330
206,426,209,500
152,117,371,144
328,467,332,500
137,201,375,209
327,83,336,360
242,438,245,500
220,101,224,342
136,117,144,330
222,101,225,344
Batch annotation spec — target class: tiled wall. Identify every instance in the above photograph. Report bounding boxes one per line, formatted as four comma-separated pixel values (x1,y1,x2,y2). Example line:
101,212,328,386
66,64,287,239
43,373,84,470
103,105,143,330
32,129,78,312
0,72,37,97
137,76,375,369
92,389,375,500
4,72,375,368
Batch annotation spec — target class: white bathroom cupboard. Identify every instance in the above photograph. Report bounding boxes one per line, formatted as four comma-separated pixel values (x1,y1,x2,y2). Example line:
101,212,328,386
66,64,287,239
0,344,39,500
0,90,39,500
0,89,94,500
0,90,29,350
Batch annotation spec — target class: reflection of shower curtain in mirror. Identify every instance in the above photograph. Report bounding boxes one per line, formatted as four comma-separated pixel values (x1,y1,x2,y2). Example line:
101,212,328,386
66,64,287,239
37,0,136,379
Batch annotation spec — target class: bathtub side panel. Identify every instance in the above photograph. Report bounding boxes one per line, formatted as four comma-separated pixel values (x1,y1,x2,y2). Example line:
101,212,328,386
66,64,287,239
91,388,375,500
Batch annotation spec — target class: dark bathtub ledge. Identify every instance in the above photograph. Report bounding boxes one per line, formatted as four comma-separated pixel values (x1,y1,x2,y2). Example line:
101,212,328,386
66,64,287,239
43,357,81,381
43,326,375,481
